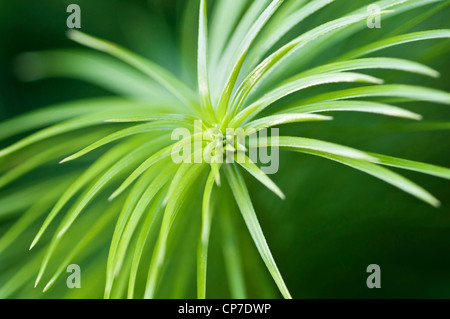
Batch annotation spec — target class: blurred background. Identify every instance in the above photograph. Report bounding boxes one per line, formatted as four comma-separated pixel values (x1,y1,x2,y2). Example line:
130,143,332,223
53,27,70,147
1,0,450,298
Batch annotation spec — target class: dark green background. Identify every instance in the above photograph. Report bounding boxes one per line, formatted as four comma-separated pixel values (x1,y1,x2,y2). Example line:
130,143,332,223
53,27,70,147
1,0,449,298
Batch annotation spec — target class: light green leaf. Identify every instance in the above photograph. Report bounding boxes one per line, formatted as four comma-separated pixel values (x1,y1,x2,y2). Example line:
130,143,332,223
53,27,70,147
0,107,157,158
217,0,283,119
104,168,160,299
34,139,166,287
180,0,200,87
0,131,108,189
225,164,291,299
283,148,440,207
243,113,333,132
0,251,45,298
112,165,176,295
231,72,383,127
163,163,195,206
368,153,450,180
15,50,177,102
231,11,379,113
235,154,285,199
339,29,450,60
298,57,439,78
384,2,450,38
0,176,69,219
248,0,333,68
29,140,141,250
144,164,206,298
0,98,137,141
212,0,269,101
42,206,116,292
299,84,450,105
271,0,441,74
258,136,378,162
105,113,198,123
220,202,247,299
0,184,67,255
198,0,216,122
276,100,422,120
56,140,168,239
67,30,199,111
128,192,165,299
209,0,248,76
109,133,202,200
60,124,173,163
197,170,216,299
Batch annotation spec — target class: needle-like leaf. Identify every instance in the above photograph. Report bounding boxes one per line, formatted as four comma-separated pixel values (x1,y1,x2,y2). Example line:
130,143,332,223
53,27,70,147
231,72,383,127
258,136,378,162
339,29,450,60
243,113,333,132
216,0,283,119
298,57,439,78
29,140,141,250
198,0,216,123
231,11,382,113
197,170,217,299
368,153,450,180
247,0,333,69
144,164,206,298
67,30,199,111
225,164,291,299
112,165,176,292
276,101,422,120
60,124,173,163
299,84,450,105
283,148,440,207
16,50,177,101
235,154,285,200
127,192,165,299
109,133,202,200
220,203,247,299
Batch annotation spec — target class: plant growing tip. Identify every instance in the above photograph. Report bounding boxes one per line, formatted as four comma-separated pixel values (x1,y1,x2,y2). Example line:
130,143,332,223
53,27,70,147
29,242,36,251
34,276,41,288
43,282,52,293
59,157,70,164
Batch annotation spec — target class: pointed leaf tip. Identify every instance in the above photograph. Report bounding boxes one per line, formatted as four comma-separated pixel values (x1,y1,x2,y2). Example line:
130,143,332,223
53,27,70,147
43,283,51,293
29,241,36,250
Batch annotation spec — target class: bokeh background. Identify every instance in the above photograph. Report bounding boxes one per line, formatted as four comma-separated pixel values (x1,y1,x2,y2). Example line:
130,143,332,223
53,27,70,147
1,0,450,298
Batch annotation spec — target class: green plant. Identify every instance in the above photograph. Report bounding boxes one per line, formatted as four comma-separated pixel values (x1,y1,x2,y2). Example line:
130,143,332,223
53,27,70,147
0,0,449,299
